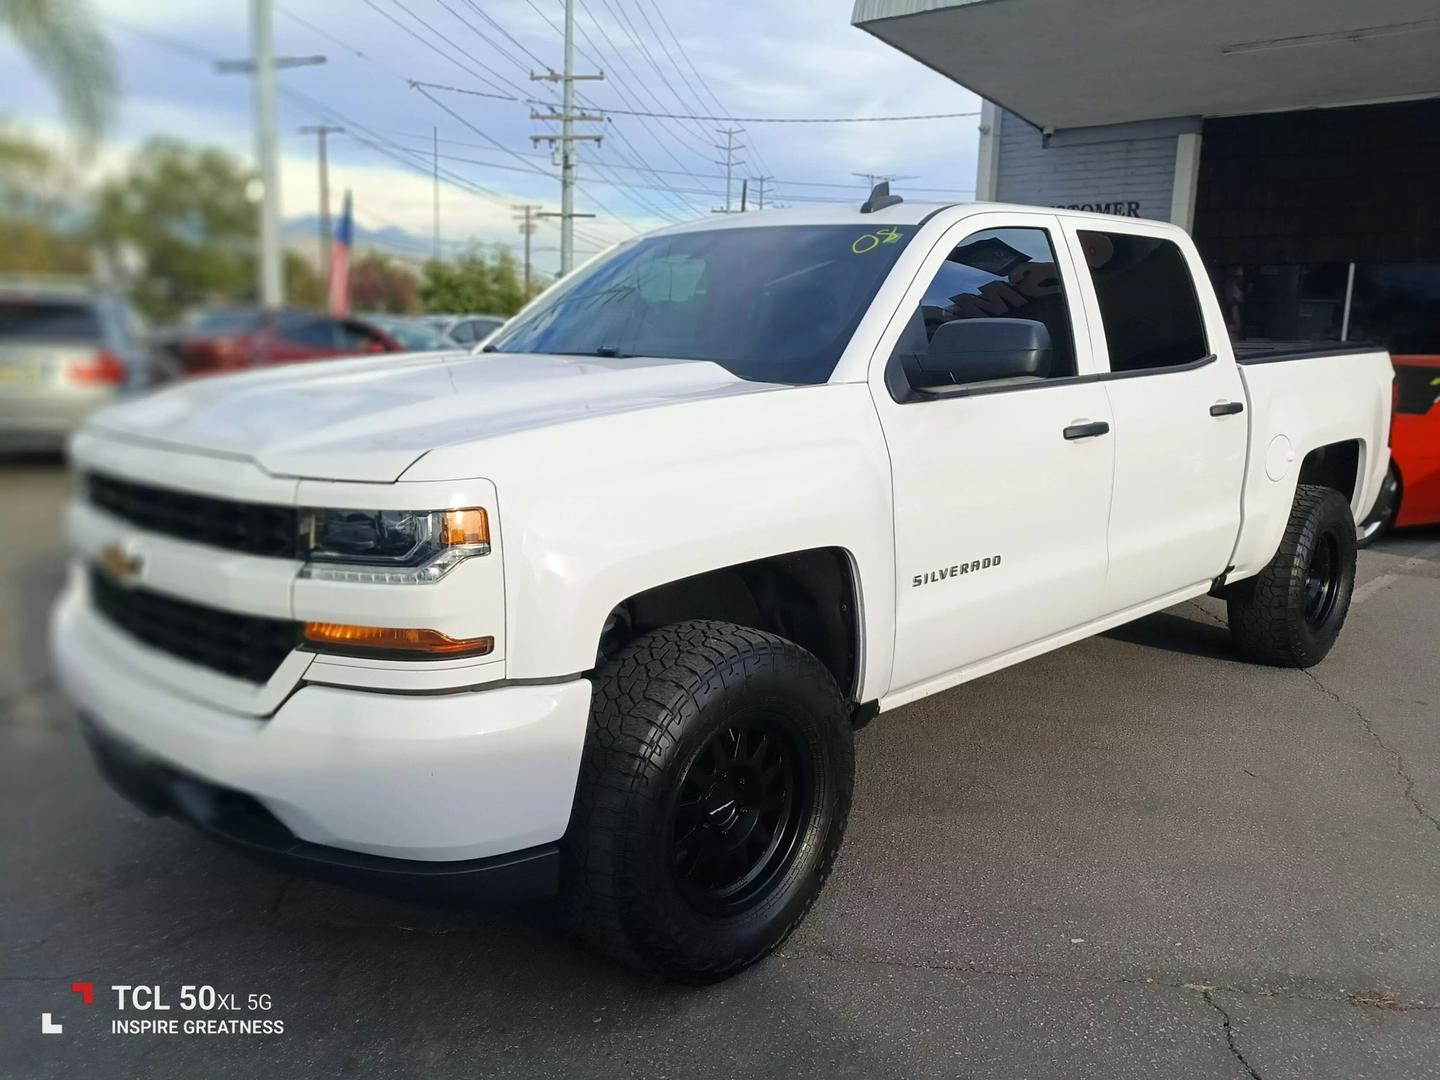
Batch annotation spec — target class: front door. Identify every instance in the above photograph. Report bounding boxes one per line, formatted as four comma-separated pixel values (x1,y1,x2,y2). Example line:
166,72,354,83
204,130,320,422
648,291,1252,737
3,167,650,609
871,215,1117,697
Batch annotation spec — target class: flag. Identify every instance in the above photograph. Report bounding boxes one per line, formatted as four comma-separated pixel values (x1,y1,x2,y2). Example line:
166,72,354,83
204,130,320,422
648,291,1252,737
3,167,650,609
327,190,353,315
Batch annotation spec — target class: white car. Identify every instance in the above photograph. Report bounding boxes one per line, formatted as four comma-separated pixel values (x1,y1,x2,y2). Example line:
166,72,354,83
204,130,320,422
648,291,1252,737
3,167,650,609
52,193,1393,981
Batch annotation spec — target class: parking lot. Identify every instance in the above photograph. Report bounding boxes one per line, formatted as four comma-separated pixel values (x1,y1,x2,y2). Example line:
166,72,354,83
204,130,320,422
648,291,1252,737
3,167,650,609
3,455,1438,1079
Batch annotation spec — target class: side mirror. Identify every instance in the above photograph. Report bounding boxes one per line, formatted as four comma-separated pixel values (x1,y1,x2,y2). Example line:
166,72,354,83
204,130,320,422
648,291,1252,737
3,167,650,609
908,318,1052,390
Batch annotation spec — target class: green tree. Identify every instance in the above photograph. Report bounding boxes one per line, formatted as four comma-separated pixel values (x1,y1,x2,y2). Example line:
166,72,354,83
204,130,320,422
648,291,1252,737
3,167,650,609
2,0,116,144
0,123,88,273
350,251,419,313
93,138,258,319
418,245,526,316
285,252,323,310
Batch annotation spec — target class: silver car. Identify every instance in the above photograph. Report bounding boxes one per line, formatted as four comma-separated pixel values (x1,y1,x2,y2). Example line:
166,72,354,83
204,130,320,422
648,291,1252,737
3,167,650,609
427,314,506,348
0,283,152,453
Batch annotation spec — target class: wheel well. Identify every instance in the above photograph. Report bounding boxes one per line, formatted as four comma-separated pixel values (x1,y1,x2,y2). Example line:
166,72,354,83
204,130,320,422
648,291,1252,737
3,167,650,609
598,548,861,700
1297,440,1361,505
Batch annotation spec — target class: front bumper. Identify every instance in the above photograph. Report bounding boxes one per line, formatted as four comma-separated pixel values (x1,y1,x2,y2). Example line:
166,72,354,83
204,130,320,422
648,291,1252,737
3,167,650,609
81,718,561,900
51,582,592,872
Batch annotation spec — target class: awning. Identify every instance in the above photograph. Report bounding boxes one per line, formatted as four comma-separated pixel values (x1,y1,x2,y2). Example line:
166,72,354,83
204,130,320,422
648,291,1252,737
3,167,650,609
852,0,1440,130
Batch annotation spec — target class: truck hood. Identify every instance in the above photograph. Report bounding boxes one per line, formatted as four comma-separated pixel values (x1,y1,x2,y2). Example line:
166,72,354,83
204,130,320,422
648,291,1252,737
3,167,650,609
86,351,783,481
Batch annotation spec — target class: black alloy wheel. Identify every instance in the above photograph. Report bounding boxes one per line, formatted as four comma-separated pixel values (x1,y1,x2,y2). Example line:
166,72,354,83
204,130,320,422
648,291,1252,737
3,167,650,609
669,719,811,916
1303,529,1343,630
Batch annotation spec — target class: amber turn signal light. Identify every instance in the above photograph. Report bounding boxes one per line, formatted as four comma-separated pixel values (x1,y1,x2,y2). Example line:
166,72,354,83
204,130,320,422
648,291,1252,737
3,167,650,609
440,508,489,547
303,622,494,657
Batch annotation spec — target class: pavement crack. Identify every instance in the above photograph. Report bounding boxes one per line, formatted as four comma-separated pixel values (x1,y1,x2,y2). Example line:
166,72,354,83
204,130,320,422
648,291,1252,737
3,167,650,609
1301,668,1440,837
271,875,295,916
1202,989,1263,1080
1186,601,1229,628
784,950,1438,1010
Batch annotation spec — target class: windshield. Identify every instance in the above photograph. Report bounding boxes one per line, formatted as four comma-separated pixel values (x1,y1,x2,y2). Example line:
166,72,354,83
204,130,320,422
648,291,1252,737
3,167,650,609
486,224,915,384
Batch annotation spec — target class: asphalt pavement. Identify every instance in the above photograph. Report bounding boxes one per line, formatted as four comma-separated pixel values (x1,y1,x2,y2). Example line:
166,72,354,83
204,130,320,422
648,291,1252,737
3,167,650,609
3,455,1438,1079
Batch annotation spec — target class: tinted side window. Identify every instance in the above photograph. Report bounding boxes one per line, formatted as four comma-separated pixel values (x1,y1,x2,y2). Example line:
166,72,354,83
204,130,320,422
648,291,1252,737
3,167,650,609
336,322,389,351
892,227,1078,382
1078,231,1209,372
274,314,340,348
450,321,475,343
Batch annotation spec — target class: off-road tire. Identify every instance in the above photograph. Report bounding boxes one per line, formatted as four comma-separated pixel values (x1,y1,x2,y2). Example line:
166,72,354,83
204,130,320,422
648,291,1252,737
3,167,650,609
560,620,853,983
1227,484,1357,667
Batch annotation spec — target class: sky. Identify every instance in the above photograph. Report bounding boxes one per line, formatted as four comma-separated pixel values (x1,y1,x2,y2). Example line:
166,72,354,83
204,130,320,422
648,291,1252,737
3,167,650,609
1,0,982,277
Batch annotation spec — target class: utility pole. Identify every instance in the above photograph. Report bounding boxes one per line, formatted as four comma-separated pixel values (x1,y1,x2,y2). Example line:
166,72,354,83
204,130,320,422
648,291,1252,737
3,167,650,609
432,127,440,263
250,0,281,308
530,0,603,276
713,128,746,214
752,176,772,211
217,1,325,309
299,125,342,283
514,204,542,296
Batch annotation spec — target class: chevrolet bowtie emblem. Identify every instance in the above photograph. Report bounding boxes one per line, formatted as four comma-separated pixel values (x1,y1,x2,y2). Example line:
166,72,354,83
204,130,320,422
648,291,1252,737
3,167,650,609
98,541,144,586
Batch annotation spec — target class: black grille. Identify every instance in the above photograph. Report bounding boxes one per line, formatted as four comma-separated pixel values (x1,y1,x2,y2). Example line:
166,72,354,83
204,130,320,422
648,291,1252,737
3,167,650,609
87,472,299,559
89,567,300,684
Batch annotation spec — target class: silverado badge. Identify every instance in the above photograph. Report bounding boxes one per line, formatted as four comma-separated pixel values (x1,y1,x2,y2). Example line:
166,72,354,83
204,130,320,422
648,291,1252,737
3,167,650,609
98,540,144,587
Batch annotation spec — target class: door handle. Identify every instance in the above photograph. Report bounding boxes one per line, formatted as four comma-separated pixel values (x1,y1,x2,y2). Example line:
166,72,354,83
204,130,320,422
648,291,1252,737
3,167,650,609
1209,401,1245,416
1063,420,1110,440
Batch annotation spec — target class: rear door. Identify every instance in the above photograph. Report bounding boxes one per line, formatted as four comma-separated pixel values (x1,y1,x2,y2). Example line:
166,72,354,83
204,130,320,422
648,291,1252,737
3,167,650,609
870,212,1117,696
1059,221,1247,614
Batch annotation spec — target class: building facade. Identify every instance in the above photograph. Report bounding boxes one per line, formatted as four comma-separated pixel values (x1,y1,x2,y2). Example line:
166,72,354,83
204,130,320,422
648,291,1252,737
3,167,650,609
854,0,1440,354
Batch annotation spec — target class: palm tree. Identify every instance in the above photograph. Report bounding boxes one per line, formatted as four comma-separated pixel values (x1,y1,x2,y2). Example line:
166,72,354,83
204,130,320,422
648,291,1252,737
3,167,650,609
1,0,116,142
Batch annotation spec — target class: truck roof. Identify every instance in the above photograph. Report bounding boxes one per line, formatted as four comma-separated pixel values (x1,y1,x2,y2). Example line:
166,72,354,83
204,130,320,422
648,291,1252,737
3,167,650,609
643,200,1181,237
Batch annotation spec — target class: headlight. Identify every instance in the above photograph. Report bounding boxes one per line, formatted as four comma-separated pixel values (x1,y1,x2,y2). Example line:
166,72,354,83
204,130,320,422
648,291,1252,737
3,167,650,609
298,507,489,585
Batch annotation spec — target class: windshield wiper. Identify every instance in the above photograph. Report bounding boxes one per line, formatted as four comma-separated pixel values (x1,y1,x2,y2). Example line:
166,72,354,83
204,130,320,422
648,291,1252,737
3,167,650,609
478,346,635,358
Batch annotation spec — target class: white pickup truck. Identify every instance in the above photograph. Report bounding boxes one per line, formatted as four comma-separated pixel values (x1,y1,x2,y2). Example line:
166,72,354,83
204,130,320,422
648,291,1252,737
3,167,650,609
52,193,1393,982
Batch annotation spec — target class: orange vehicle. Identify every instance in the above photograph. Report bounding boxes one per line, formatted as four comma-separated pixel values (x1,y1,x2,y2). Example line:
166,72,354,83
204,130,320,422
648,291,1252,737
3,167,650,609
1362,355,1440,541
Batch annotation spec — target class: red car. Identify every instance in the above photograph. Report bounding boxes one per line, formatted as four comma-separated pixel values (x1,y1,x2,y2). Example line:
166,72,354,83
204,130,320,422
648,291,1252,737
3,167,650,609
171,309,414,378
1362,355,1440,541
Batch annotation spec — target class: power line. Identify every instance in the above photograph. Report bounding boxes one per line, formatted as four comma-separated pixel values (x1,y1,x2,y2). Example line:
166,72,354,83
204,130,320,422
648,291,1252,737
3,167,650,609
388,0,529,94
280,5,673,236
276,5,409,83
596,0,708,143
360,0,513,95
567,0,712,212
458,0,549,71
567,0,713,161
636,0,781,200
431,0,532,77
374,128,975,194
410,82,982,123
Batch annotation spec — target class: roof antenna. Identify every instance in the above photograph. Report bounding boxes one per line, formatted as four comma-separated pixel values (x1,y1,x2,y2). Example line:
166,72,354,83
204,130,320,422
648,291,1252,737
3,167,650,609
860,181,903,214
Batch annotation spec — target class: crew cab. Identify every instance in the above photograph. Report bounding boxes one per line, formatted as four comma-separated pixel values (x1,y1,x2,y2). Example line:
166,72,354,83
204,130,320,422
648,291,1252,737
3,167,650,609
51,195,1393,982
